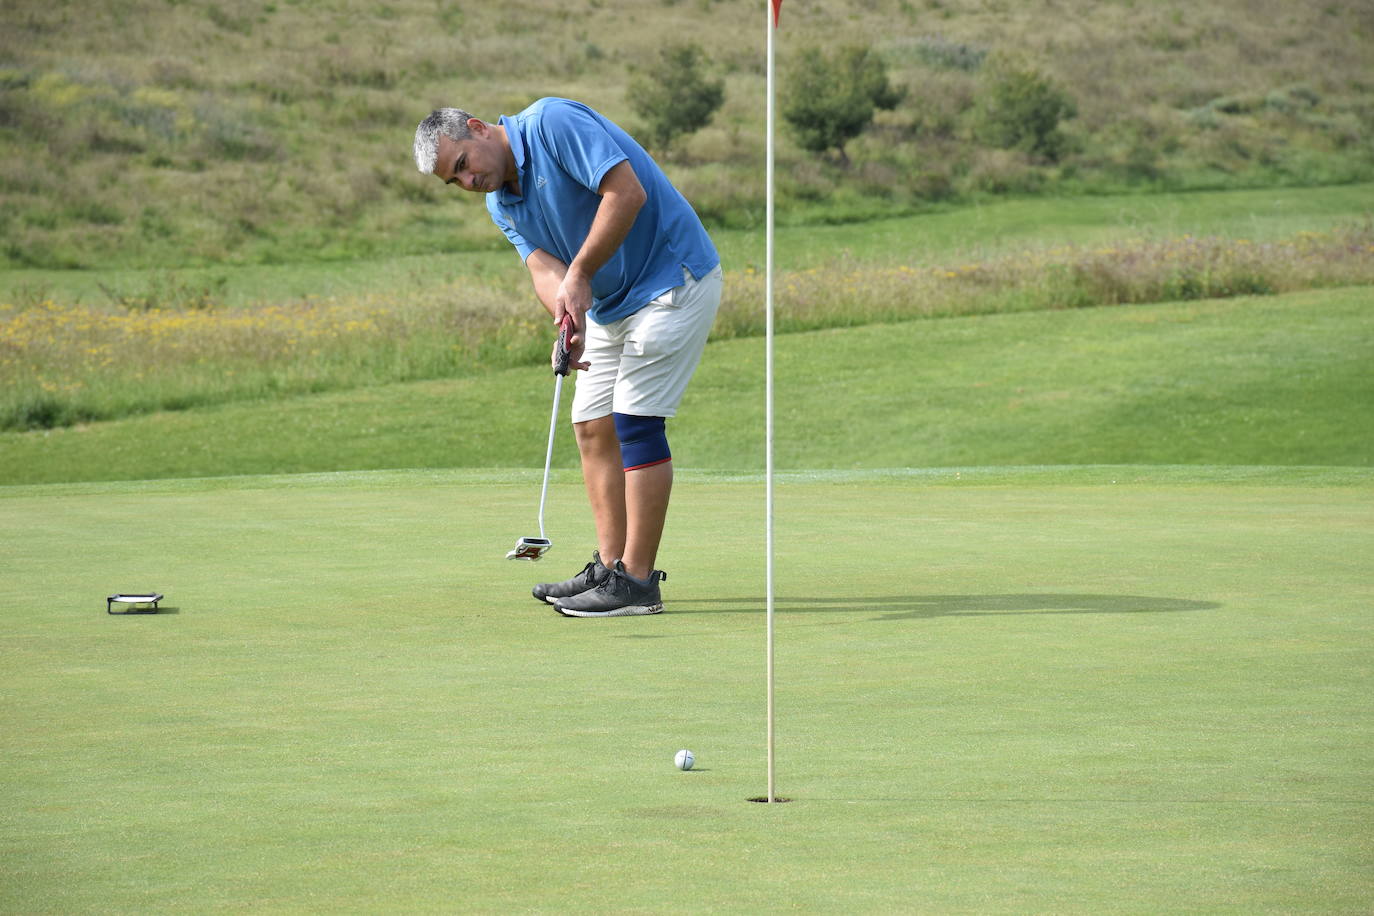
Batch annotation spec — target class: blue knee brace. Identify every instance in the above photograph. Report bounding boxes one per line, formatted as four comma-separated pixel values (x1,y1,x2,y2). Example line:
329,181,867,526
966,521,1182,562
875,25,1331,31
613,413,671,471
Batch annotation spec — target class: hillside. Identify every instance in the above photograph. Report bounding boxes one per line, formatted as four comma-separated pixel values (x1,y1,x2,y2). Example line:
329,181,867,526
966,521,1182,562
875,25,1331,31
2,0,1371,270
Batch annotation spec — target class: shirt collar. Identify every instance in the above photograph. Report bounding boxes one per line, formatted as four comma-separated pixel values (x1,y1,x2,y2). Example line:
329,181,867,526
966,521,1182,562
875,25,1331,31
494,114,525,203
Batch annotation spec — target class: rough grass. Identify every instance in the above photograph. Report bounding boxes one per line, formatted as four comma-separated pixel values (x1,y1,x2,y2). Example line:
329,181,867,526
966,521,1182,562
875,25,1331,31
6,183,1369,310
3,220,1370,432
0,289,545,431
717,222,1374,336
2,0,1371,268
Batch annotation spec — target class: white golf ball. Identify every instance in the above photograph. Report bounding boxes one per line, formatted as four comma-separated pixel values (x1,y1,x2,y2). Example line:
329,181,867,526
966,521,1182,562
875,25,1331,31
674,749,695,770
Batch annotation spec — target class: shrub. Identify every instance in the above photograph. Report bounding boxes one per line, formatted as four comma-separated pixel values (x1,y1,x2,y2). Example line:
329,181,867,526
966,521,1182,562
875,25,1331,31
781,45,904,166
972,61,1076,161
911,35,988,72
627,43,725,153
1207,94,1260,115
1264,84,1321,113
962,148,1045,194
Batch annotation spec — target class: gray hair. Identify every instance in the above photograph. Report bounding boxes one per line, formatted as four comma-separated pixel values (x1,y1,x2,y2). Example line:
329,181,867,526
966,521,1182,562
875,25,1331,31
413,108,476,173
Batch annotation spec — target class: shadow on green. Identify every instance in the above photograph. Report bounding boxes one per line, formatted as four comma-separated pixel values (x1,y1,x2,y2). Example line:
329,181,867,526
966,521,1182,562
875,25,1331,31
673,593,1220,619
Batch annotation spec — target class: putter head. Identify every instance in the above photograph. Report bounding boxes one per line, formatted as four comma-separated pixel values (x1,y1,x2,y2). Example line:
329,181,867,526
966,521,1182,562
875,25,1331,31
506,537,552,561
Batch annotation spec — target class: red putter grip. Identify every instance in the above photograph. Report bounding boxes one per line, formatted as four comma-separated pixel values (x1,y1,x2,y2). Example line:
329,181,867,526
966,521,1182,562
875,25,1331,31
554,315,573,377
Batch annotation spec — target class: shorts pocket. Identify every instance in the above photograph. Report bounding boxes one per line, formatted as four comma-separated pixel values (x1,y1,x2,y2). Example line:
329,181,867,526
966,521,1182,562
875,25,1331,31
652,285,680,310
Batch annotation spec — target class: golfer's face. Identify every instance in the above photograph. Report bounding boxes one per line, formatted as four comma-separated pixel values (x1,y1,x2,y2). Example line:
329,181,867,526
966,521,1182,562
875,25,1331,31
435,131,504,194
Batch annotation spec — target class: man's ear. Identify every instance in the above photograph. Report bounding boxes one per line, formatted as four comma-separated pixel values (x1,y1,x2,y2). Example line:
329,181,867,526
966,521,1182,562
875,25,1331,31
466,118,487,137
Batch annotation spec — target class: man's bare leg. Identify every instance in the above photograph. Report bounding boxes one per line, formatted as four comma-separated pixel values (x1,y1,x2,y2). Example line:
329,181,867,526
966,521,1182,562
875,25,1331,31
622,461,672,579
574,416,626,562
573,415,672,579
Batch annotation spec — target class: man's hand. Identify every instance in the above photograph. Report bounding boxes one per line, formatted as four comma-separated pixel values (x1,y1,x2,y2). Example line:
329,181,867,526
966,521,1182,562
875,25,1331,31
527,161,646,374
551,313,576,376
526,250,589,372
553,272,591,372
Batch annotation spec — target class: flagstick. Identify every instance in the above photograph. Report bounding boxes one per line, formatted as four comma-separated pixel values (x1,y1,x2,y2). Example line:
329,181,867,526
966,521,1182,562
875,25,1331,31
764,0,777,805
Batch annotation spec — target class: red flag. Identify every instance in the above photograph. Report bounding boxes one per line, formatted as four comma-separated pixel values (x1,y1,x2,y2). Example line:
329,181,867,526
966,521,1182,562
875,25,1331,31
771,0,783,27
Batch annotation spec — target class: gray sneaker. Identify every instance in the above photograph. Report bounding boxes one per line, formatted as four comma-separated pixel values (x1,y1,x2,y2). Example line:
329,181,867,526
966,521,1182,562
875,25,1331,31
532,551,612,605
554,561,667,617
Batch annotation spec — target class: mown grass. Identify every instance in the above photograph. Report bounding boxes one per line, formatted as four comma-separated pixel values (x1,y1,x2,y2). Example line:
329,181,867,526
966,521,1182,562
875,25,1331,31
2,468,1371,911
3,216,1371,432
3,286,1369,485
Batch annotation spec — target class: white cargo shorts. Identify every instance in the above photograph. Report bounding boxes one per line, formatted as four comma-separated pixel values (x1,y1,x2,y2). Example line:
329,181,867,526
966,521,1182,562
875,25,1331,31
571,265,723,423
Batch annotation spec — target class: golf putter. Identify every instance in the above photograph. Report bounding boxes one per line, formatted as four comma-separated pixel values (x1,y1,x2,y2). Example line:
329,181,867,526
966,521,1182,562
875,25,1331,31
507,314,574,561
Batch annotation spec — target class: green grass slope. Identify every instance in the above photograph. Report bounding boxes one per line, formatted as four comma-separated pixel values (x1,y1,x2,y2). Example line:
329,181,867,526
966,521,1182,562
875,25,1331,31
3,286,1369,485
2,469,1371,911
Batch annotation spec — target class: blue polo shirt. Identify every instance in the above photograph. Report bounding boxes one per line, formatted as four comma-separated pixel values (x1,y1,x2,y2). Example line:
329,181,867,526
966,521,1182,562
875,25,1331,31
485,98,719,325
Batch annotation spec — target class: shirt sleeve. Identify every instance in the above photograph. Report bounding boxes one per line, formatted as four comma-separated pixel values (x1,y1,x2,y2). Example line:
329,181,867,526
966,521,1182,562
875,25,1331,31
487,197,535,261
536,100,629,193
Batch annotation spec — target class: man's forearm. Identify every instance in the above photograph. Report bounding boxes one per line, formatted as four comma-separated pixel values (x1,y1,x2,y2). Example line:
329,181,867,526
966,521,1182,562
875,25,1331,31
526,249,568,317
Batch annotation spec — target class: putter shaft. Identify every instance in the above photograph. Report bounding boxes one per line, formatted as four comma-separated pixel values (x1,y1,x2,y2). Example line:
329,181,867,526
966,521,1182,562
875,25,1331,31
536,373,563,541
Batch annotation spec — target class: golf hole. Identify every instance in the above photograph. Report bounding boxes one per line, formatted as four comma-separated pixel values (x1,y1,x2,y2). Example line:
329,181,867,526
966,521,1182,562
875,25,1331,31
747,796,792,803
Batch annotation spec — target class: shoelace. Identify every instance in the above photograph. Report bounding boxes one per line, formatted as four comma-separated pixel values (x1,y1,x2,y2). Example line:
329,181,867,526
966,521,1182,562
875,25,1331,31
604,567,665,593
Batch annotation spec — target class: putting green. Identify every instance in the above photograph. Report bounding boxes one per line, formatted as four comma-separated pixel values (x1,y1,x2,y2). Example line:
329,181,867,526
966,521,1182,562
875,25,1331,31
2,468,1371,912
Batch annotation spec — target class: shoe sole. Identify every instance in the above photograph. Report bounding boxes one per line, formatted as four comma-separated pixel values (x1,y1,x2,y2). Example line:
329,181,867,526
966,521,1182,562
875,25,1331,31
555,603,664,618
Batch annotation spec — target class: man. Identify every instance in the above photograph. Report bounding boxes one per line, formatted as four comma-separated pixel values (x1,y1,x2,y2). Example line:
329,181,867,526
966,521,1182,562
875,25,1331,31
413,98,722,618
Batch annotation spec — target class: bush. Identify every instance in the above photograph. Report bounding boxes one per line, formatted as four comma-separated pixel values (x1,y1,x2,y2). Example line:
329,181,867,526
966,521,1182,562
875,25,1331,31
911,35,988,72
781,45,904,166
972,61,1076,161
962,148,1045,194
1264,84,1321,113
627,43,725,153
